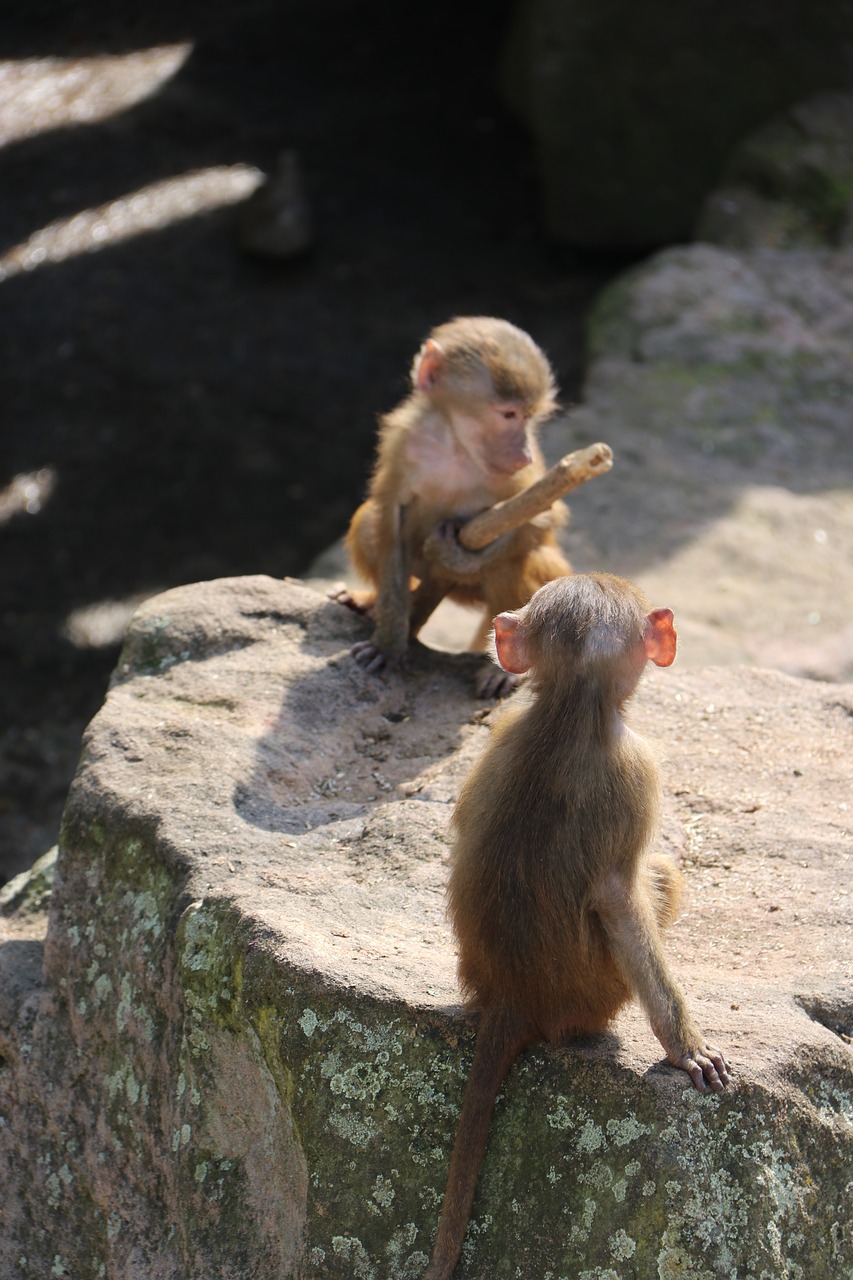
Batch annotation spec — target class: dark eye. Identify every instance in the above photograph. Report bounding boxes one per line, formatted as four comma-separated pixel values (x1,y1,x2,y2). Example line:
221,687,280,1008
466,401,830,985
500,408,519,421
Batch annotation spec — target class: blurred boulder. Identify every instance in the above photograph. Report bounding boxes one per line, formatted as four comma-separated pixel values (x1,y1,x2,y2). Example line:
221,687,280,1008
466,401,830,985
696,92,853,248
503,0,853,249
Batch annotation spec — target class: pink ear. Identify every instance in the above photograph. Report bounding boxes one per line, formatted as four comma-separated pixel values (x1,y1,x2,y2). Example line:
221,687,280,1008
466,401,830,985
644,607,677,667
493,611,532,674
414,338,446,392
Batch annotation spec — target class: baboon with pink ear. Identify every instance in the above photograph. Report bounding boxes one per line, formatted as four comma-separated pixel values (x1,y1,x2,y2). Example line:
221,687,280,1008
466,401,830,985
422,571,730,1280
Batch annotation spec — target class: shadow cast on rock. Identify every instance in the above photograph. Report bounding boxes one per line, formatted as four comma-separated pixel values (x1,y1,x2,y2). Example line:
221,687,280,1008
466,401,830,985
233,589,488,838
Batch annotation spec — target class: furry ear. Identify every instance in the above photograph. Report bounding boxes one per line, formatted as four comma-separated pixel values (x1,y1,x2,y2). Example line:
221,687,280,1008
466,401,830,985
643,607,677,667
413,338,446,392
493,611,533,674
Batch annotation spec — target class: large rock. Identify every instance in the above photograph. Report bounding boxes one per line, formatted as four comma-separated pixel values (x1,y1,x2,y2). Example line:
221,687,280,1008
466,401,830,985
696,92,853,249
1,575,851,1279
502,0,853,249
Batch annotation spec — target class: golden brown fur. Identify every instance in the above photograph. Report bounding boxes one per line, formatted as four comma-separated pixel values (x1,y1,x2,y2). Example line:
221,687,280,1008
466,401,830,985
339,316,571,683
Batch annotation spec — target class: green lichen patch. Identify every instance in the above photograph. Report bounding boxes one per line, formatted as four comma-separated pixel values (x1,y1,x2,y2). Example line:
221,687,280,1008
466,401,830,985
224,966,466,1278
0,845,57,917
143,913,853,1280
113,597,260,680
7,820,192,1278
13,812,853,1280
176,898,248,1040
243,985,852,1280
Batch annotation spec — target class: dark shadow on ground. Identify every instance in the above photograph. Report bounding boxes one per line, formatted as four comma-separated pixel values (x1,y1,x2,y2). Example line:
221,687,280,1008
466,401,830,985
0,0,619,880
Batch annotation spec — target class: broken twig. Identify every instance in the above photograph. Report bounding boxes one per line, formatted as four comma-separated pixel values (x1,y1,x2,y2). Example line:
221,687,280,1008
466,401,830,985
457,442,613,550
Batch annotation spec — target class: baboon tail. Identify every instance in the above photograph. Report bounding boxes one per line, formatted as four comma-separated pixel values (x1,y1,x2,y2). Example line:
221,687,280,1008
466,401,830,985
423,1005,531,1280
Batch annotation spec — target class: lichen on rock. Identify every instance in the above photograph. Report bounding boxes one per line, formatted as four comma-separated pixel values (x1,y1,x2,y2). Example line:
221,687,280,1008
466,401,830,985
0,566,850,1278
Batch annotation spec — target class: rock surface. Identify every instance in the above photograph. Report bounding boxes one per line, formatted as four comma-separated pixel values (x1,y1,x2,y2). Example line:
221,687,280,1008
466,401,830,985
1,575,851,1279
571,243,853,684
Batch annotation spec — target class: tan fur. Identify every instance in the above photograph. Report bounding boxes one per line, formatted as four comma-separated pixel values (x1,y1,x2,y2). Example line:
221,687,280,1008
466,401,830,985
341,317,571,676
422,574,729,1280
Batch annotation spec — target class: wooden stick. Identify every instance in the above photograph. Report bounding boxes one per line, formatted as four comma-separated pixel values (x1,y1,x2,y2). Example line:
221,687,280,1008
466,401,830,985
457,442,613,550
